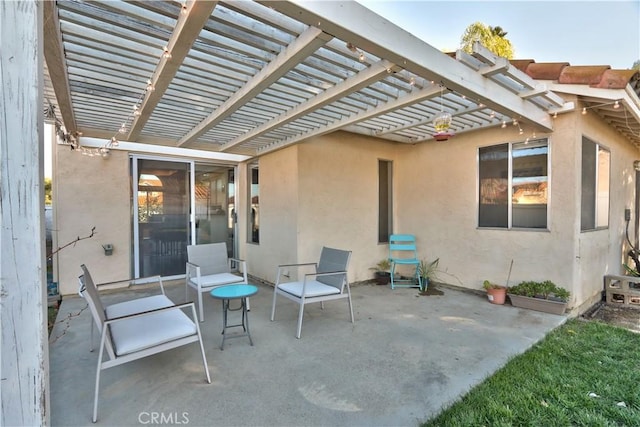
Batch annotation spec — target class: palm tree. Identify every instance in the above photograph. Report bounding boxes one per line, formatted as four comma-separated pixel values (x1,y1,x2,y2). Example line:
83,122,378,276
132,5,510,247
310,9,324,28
460,22,515,59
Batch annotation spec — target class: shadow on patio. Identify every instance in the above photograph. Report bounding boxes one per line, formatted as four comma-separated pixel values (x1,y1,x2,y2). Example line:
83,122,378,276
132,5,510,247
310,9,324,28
49,280,565,426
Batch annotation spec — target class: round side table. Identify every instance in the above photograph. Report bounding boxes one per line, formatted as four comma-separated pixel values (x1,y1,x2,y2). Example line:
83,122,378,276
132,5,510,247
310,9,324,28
210,284,258,350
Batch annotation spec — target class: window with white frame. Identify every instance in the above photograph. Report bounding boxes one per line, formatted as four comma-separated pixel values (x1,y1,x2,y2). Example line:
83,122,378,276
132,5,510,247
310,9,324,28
478,139,549,229
581,137,610,231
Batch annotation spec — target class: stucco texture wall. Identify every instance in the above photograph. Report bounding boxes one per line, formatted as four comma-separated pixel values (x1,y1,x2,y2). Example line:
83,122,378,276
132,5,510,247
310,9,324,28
245,131,397,284
243,147,300,284
53,146,131,295
575,107,640,311
393,124,577,300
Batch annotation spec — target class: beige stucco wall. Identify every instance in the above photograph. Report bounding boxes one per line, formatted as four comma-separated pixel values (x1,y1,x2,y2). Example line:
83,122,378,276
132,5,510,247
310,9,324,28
393,122,579,300
242,146,301,283
574,103,640,312
54,146,131,295
243,132,397,284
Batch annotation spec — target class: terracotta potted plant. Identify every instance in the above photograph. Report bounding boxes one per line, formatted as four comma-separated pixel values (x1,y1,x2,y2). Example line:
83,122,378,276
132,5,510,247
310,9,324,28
507,280,570,315
483,280,507,305
370,259,392,285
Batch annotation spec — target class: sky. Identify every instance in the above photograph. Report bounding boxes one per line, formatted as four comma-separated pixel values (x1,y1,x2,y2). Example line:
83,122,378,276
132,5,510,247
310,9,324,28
357,0,640,69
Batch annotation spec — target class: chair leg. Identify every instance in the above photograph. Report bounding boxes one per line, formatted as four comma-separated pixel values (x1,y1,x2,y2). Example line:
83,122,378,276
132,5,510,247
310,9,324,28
246,297,251,311
89,319,94,352
270,288,278,321
93,332,108,423
296,302,305,339
390,263,396,289
198,290,204,323
347,294,355,323
192,306,211,383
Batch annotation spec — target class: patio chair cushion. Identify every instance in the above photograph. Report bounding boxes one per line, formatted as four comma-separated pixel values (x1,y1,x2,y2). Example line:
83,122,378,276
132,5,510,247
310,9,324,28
105,295,174,319
278,280,341,298
110,307,197,356
188,272,245,289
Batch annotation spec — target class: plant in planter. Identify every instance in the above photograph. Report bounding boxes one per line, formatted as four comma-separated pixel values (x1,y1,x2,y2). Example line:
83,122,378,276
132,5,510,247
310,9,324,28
418,258,440,293
508,280,570,315
370,259,392,285
483,280,507,305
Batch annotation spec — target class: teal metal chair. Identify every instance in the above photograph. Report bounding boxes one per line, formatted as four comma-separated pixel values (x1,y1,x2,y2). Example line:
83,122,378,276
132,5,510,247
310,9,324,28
389,234,422,290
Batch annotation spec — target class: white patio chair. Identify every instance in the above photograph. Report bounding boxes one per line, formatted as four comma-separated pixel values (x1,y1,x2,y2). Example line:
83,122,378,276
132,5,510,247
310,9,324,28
80,274,167,352
79,264,210,423
186,242,248,322
271,247,353,338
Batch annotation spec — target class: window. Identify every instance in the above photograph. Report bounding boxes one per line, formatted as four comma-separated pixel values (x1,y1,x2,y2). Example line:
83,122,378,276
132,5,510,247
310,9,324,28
581,137,610,230
378,160,393,243
248,163,259,243
478,139,548,229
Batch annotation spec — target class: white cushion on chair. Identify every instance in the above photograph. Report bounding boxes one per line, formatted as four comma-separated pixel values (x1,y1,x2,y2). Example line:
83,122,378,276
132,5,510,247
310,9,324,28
278,280,341,298
105,295,174,319
189,273,244,289
110,309,197,356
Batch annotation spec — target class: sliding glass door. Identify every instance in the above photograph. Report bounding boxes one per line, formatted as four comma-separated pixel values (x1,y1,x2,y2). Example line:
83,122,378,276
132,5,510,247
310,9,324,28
132,157,236,279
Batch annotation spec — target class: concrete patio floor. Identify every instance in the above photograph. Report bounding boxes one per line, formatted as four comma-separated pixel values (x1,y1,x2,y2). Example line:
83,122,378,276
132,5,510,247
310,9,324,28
49,280,566,426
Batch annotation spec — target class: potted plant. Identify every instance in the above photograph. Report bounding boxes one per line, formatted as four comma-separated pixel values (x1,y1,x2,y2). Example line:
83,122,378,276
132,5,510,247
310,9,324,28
370,259,392,285
507,280,570,315
418,258,440,293
483,280,507,305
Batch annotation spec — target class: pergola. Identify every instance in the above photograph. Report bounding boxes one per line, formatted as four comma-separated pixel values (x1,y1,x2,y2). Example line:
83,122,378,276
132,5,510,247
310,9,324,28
3,1,640,425
43,0,578,158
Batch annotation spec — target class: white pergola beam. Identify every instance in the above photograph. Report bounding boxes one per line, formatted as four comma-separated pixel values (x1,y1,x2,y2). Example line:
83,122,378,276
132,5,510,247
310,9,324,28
178,26,333,147
127,0,218,140
257,85,443,154
219,59,399,151
263,1,553,132
43,0,76,132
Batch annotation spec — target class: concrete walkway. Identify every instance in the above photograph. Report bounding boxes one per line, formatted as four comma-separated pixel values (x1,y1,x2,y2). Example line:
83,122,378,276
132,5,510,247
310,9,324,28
49,281,566,426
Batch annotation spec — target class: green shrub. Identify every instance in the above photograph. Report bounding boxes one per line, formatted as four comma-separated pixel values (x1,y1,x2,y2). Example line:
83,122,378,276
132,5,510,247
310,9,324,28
508,280,570,302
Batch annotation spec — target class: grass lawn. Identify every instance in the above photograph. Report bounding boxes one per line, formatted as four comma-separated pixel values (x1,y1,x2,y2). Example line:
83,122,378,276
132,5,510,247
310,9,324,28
424,319,640,426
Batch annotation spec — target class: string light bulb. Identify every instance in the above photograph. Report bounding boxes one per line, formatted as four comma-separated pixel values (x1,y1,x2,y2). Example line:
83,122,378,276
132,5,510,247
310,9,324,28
162,46,172,59
146,79,155,92
614,100,620,109
582,107,587,115
501,121,507,129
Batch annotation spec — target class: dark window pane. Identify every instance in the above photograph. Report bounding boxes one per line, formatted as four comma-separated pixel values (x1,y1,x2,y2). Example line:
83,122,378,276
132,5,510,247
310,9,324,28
581,138,596,230
512,141,548,228
378,160,392,242
479,144,509,227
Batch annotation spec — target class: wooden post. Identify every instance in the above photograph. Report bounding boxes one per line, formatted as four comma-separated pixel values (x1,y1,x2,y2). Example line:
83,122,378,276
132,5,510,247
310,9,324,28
0,1,49,425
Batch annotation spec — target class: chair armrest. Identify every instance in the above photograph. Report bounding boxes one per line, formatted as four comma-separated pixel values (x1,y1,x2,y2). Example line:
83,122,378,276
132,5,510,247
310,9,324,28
304,270,347,279
278,262,317,268
104,301,196,325
93,275,166,295
228,257,246,271
185,261,201,277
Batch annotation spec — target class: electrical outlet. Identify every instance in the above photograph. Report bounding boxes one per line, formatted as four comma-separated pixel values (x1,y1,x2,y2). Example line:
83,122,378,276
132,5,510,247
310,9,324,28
625,208,631,221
